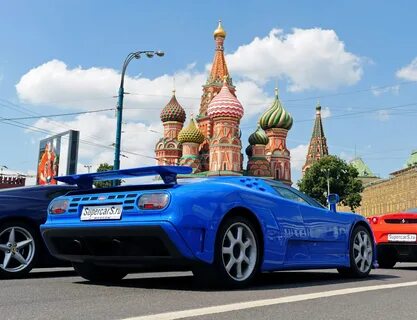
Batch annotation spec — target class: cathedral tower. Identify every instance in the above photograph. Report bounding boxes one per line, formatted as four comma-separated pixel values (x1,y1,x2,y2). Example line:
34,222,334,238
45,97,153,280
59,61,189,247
155,91,186,165
259,88,293,185
207,79,244,175
197,20,236,171
302,103,329,174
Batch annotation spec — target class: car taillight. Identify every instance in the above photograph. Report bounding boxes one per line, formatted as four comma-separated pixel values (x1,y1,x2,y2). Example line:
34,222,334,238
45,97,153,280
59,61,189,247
137,193,169,210
49,199,69,214
371,217,379,224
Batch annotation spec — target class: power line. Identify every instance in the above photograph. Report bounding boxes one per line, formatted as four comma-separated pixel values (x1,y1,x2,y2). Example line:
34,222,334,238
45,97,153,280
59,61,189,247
0,108,115,121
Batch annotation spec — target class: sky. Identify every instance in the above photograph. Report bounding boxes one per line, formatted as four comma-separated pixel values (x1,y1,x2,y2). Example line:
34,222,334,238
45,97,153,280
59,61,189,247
1,0,417,185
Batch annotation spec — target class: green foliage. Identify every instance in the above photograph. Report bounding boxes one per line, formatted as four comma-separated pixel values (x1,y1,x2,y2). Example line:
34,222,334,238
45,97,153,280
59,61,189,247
298,155,363,211
94,163,114,188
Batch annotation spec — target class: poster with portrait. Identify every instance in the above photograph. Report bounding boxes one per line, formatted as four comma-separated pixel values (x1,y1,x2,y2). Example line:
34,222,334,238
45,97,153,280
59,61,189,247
36,130,79,185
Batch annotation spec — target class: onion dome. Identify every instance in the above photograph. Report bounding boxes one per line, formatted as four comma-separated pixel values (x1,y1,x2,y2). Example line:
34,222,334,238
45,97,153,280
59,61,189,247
248,126,269,145
213,20,226,38
259,88,293,131
160,91,186,123
207,80,244,119
245,145,253,157
178,118,205,144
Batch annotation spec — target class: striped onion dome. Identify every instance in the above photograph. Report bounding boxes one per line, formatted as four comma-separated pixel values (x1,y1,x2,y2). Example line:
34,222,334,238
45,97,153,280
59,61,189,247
160,91,186,123
248,126,269,145
178,118,205,144
207,81,244,119
259,88,293,130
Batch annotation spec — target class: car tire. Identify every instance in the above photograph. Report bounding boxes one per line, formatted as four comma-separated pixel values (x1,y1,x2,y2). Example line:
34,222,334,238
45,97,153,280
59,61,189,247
72,262,128,283
0,221,39,279
337,225,373,278
193,216,261,289
377,249,397,269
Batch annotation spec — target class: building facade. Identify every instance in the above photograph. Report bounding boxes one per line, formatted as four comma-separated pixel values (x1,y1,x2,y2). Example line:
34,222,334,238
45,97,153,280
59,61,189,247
155,21,293,184
339,151,417,216
0,175,26,189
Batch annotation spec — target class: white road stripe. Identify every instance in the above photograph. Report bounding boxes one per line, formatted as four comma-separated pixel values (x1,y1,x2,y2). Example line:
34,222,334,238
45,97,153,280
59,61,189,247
123,281,417,320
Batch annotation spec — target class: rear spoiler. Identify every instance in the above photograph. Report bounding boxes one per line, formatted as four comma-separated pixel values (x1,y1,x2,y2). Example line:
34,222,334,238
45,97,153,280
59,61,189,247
54,165,192,189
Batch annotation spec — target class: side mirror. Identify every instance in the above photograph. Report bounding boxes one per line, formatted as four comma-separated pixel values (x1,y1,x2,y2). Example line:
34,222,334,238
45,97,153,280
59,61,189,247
328,193,340,212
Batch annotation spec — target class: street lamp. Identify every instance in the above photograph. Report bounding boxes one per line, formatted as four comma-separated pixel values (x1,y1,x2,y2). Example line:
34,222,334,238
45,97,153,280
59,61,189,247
84,165,92,173
113,50,164,173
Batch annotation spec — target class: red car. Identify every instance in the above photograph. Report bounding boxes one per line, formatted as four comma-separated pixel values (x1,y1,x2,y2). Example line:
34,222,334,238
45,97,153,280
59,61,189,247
367,208,417,268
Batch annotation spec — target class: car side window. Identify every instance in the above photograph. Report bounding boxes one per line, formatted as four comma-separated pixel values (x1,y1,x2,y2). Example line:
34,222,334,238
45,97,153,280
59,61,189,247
273,186,309,205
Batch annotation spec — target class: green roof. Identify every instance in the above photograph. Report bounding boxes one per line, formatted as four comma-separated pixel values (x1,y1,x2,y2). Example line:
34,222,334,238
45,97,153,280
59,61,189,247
405,150,417,167
350,157,376,177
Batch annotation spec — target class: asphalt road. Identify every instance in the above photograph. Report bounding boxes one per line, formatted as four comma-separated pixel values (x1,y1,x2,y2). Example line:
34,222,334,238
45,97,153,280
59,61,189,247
1,264,417,320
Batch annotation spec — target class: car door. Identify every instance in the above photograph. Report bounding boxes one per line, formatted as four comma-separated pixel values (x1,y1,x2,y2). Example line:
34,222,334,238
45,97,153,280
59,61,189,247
266,182,309,265
288,188,351,265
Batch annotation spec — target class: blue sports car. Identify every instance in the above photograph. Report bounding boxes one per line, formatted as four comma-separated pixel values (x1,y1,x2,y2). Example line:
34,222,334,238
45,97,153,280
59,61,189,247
41,166,375,287
0,185,76,278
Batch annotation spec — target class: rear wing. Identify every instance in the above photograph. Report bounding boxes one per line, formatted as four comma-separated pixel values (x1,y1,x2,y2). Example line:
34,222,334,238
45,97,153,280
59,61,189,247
54,165,192,189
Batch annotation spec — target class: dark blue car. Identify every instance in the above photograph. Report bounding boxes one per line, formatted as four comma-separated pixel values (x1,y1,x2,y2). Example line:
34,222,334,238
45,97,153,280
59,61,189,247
41,166,376,288
0,185,76,278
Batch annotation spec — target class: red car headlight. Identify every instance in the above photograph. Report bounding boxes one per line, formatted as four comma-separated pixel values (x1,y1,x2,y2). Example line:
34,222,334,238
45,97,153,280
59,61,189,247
137,193,169,210
49,199,69,214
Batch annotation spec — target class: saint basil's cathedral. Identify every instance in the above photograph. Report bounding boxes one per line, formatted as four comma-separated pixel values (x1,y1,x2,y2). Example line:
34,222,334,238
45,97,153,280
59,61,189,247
155,21,294,185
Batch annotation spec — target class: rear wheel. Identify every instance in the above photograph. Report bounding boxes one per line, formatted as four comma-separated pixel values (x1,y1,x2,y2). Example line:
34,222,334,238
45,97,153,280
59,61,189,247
0,222,38,279
193,216,261,288
338,225,373,278
72,262,128,283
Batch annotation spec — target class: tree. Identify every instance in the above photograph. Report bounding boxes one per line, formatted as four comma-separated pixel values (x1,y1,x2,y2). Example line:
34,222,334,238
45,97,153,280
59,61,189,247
94,163,114,188
298,155,363,211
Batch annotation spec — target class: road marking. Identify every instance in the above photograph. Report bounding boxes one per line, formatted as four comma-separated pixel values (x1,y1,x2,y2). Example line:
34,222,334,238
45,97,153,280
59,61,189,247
123,280,417,320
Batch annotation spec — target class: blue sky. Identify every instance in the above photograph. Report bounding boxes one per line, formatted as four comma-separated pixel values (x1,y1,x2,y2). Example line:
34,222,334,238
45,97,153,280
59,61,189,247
1,0,416,184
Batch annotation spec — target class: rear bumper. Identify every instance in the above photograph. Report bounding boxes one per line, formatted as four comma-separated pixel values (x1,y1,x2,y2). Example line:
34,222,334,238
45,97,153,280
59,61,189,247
377,243,417,262
41,223,197,268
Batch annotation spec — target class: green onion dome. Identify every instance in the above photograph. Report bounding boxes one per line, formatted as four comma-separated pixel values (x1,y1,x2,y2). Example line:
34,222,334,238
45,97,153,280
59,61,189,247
248,126,269,145
160,91,186,123
245,145,253,157
259,88,293,131
178,118,205,144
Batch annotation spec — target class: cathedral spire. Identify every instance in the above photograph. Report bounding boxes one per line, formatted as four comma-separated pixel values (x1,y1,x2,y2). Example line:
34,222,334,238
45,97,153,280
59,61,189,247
208,20,230,87
302,102,329,174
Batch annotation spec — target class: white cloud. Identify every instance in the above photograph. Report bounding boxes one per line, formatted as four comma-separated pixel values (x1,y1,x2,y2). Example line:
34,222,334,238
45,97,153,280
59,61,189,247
15,60,206,124
396,57,417,81
290,144,308,171
371,85,400,96
226,28,363,91
375,109,390,122
321,107,331,119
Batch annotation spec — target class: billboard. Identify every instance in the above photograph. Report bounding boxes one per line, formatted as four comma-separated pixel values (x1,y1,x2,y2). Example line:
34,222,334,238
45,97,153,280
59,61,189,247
37,130,79,185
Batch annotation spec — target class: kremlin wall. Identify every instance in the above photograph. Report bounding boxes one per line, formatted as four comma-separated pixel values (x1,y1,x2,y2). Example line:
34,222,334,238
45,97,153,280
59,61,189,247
154,21,417,217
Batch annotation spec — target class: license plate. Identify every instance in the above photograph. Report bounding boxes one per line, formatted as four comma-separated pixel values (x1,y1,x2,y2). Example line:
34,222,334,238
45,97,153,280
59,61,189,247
388,234,417,242
81,205,122,221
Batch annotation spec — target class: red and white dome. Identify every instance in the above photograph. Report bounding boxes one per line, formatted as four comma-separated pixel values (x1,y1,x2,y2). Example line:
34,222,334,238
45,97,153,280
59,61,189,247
207,82,244,120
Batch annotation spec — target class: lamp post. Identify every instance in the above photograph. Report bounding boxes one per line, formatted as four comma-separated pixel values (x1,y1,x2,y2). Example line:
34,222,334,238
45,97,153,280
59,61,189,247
113,50,164,173
84,165,92,173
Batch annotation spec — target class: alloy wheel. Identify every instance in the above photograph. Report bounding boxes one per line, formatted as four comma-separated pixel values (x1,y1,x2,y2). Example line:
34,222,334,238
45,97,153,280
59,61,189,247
0,226,35,273
221,222,257,282
353,230,372,273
